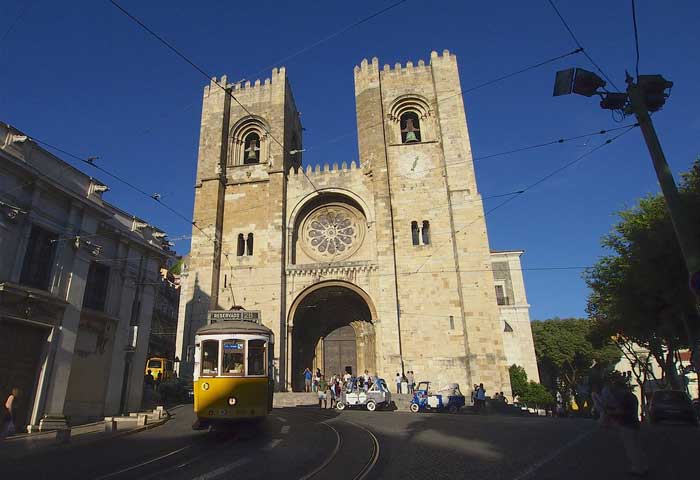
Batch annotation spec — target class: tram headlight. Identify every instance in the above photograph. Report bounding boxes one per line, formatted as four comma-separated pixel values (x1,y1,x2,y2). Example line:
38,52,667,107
202,382,210,391
228,397,237,406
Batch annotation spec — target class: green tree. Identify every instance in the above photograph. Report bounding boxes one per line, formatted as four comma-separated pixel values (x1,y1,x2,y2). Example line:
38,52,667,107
508,364,528,401
532,318,620,411
584,159,700,388
519,381,555,409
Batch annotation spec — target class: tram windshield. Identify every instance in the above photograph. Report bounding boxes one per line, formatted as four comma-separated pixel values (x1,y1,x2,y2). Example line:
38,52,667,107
197,337,269,377
222,339,246,376
201,340,219,375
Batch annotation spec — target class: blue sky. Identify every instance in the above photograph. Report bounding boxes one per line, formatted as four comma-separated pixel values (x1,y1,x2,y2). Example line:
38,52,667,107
2,1,698,320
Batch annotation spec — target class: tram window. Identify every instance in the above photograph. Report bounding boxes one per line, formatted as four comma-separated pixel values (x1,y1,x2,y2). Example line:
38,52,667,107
148,359,162,369
248,340,266,376
201,340,219,376
222,339,245,376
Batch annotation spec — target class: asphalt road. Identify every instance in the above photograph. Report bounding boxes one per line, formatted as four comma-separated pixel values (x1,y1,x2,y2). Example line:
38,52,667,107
4,406,700,479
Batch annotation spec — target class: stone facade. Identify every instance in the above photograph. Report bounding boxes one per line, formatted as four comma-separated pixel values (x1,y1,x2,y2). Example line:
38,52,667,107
176,50,539,396
0,122,172,430
492,250,539,383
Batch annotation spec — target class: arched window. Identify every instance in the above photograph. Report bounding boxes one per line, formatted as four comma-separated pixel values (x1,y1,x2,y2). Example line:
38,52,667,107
411,221,419,246
421,220,430,245
243,132,261,164
237,234,245,256
246,233,254,256
400,111,421,143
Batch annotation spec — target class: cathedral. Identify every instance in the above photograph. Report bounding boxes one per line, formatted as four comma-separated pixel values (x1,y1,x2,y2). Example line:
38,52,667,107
175,50,539,394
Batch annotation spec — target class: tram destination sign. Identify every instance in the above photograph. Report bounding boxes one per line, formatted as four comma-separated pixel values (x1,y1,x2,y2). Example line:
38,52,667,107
207,310,261,324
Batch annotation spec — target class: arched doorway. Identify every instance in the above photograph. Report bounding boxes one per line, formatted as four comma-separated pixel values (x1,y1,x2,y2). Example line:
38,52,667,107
290,283,376,392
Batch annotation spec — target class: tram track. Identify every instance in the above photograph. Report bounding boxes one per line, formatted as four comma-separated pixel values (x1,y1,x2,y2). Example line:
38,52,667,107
296,414,381,480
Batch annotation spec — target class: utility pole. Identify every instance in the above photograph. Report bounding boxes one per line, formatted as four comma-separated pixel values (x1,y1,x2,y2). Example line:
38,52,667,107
625,73,700,287
553,67,700,377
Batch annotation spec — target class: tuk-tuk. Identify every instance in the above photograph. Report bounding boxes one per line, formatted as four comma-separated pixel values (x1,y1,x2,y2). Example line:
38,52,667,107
336,378,391,411
410,382,465,414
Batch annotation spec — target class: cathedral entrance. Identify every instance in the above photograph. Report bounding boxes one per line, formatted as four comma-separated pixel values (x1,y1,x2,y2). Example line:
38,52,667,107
289,282,375,392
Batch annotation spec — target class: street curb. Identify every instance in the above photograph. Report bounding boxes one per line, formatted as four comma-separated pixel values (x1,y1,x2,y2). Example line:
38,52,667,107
0,407,180,461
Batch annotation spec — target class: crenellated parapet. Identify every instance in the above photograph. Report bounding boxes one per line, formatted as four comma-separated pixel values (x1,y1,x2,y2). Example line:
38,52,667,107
203,67,287,97
288,160,364,180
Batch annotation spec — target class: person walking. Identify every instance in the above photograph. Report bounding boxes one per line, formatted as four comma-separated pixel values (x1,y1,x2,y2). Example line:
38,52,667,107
2,387,19,439
475,383,486,412
395,372,402,394
317,375,329,409
605,378,648,476
303,368,312,392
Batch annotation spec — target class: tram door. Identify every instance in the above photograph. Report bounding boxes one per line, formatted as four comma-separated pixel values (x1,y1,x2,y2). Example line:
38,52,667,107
323,325,356,377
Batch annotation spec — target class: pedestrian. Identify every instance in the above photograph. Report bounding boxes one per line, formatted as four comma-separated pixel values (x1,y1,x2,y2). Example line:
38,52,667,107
500,392,508,404
407,371,415,394
395,372,402,394
318,375,329,409
476,383,486,412
363,370,370,390
2,387,19,439
143,369,155,408
303,367,312,393
313,368,322,393
604,378,648,476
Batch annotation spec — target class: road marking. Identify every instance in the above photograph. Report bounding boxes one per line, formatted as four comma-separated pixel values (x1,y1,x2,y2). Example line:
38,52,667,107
275,415,288,423
95,445,191,479
281,425,291,434
511,427,596,480
191,458,250,480
263,439,283,451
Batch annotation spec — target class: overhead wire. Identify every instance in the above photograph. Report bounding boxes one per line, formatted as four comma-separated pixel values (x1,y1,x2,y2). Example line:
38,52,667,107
631,0,640,80
125,0,410,142
0,1,34,44
411,124,638,274
546,0,621,92
305,47,584,154
4,119,637,249
108,0,322,192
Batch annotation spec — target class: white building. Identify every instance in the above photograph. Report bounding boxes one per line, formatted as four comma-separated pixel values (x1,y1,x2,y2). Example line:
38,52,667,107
0,122,173,431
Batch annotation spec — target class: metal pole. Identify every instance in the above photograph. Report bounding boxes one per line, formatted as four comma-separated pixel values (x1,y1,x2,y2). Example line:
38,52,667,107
626,75,700,291
627,74,700,379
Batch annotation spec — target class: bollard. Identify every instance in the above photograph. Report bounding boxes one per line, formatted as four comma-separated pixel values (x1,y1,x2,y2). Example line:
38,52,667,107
137,414,148,427
105,419,118,432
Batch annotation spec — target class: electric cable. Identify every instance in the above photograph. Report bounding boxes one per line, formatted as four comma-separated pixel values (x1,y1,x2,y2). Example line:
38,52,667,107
109,0,322,193
546,0,621,92
305,48,584,154
631,0,641,80
411,124,638,274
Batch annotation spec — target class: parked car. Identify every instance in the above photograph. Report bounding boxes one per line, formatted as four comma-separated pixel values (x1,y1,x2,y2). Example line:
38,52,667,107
410,382,465,414
336,378,391,411
648,390,698,426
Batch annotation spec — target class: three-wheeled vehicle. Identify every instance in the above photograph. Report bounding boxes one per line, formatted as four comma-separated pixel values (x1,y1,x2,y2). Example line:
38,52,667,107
336,378,391,412
410,382,465,414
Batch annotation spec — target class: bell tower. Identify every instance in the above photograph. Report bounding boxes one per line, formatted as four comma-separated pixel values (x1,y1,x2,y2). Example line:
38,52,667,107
176,69,302,383
353,51,512,395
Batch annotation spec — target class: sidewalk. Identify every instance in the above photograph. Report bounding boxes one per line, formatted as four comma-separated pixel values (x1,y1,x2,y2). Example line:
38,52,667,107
0,405,177,461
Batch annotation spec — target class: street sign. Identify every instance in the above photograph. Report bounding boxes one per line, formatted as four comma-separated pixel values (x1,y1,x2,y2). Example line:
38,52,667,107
208,310,261,324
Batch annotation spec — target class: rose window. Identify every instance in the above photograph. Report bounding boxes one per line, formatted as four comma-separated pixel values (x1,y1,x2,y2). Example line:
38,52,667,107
301,204,365,261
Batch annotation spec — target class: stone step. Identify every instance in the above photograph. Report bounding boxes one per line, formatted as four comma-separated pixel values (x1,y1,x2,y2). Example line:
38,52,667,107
273,392,318,408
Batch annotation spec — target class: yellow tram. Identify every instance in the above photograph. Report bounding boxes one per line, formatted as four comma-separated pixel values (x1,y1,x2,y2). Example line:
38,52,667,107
193,320,274,428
